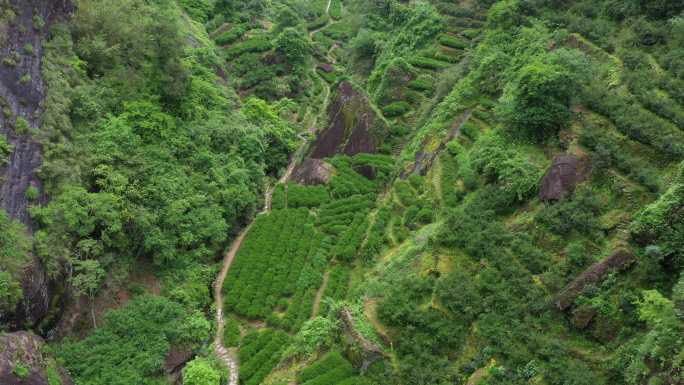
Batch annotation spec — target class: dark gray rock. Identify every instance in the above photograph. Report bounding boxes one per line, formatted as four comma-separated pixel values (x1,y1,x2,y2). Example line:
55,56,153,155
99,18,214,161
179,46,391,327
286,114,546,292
539,154,581,201
0,331,74,385
291,158,333,185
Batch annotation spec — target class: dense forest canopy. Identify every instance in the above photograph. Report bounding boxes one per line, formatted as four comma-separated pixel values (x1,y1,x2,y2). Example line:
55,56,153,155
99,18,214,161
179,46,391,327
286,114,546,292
0,0,683,384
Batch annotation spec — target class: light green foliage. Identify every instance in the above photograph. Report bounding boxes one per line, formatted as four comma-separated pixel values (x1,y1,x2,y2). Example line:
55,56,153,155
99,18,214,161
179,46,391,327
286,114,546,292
242,97,297,173
24,185,39,201
0,135,12,164
14,117,29,134
0,271,23,314
622,290,683,384
0,210,31,312
471,132,543,203
12,362,29,379
285,316,338,357
183,357,221,385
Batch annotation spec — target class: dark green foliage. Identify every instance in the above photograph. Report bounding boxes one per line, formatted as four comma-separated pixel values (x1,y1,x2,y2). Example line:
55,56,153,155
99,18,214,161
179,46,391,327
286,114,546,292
470,133,542,206
299,351,355,385
318,265,350,315
275,27,312,67
408,56,450,70
382,101,411,117
0,211,31,312
224,209,319,319
225,37,272,59
57,296,210,385
239,329,289,385
215,25,247,46
178,0,214,22
536,186,604,238
286,183,330,208
438,34,468,49
579,117,662,192
223,318,241,347
585,84,684,158
327,157,378,198
498,60,575,142
333,213,370,261
318,194,375,235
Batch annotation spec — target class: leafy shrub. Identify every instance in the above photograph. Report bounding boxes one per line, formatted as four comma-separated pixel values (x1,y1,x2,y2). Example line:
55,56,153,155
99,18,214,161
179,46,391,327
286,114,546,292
409,56,451,70
225,37,272,60
14,117,29,134
498,60,574,142
25,185,39,201
183,358,221,385
0,135,12,165
239,329,290,385
382,101,411,117
57,296,210,385
299,351,354,383
470,133,542,204
223,318,241,347
287,183,330,208
13,362,29,379
408,77,434,92
439,34,468,49
215,25,247,46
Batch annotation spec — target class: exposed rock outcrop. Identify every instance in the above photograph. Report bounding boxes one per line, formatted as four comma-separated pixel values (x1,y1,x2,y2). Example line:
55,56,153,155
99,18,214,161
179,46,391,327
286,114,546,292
309,81,383,159
555,248,635,310
164,346,193,385
0,0,73,331
338,307,386,373
401,110,472,178
291,158,333,185
0,331,74,385
0,0,72,226
539,154,582,201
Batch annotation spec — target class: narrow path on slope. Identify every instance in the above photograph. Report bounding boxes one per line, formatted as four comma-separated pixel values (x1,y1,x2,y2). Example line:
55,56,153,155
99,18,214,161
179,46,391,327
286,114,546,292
214,225,251,385
213,2,335,382
311,270,330,318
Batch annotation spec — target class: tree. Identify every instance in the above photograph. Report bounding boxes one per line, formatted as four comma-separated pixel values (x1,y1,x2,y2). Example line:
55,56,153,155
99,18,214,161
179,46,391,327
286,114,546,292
275,27,312,68
183,358,221,385
624,290,684,384
71,259,105,328
0,271,23,312
498,60,574,142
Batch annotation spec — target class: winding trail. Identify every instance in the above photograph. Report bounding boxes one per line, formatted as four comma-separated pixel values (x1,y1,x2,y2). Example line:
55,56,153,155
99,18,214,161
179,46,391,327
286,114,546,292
212,1,335,383
311,270,330,318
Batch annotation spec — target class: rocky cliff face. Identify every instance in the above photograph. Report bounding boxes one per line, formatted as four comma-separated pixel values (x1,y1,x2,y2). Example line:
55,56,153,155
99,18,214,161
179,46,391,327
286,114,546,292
0,0,72,226
0,331,74,385
309,81,383,159
0,0,73,331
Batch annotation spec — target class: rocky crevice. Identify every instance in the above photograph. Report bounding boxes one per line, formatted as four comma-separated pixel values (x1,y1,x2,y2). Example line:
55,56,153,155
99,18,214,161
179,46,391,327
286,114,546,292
0,0,73,331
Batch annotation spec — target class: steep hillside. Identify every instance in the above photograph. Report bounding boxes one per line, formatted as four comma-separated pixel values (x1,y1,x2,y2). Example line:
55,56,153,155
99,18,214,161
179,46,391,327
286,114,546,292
1,0,683,385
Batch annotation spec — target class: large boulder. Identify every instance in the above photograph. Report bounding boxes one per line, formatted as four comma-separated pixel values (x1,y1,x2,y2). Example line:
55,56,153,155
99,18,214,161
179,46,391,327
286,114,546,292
0,331,74,385
555,248,635,310
291,158,333,185
309,81,384,159
539,154,581,201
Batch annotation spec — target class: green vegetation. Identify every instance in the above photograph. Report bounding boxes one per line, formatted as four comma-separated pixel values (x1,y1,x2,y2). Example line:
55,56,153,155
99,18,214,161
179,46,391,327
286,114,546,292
182,357,221,385
238,329,290,385
0,0,681,385
57,295,210,385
